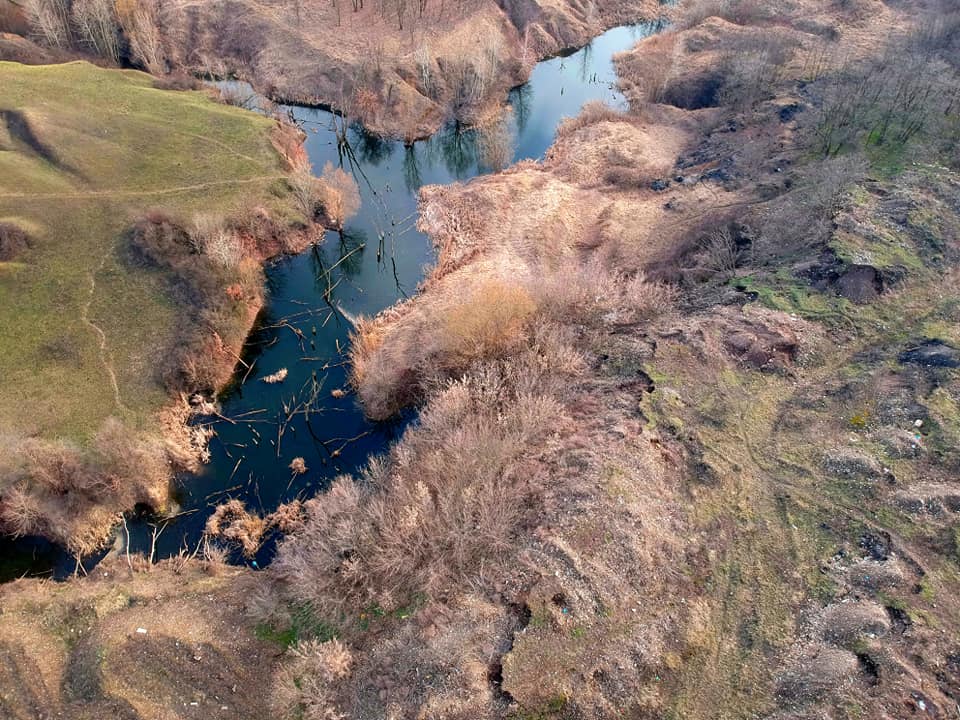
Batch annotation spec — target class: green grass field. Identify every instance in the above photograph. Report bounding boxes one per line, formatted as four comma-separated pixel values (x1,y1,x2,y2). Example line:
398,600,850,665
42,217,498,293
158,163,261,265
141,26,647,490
0,61,295,442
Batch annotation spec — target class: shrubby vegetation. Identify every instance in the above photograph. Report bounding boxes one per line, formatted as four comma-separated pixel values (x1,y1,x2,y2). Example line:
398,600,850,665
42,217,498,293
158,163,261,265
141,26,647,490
25,0,165,69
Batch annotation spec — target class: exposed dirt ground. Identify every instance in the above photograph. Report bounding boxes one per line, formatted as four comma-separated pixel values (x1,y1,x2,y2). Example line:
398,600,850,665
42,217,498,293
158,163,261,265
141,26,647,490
0,560,278,720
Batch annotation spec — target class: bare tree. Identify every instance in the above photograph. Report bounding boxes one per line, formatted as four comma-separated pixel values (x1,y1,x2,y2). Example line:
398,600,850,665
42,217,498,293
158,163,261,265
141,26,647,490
394,0,405,30
72,0,120,62
116,0,165,73
26,0,72,48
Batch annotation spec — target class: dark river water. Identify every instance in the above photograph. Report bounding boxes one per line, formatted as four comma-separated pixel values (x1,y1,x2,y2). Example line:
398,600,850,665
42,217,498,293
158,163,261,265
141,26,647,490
0,20,666,581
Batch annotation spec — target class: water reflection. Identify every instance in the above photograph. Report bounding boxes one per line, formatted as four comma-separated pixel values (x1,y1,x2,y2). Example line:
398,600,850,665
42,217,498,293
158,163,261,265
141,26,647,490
65,22,668,572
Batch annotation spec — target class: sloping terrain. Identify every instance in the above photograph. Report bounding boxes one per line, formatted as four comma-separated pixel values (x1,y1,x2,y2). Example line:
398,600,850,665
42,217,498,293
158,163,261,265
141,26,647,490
0,559,279,720
255,0,960,717
0,0,958,718
159,0,659,138
6,0,661,139
0,61,324,552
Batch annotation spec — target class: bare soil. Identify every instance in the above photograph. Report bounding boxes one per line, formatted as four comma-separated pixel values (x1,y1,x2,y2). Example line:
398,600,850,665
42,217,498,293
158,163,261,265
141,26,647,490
0,559,278,720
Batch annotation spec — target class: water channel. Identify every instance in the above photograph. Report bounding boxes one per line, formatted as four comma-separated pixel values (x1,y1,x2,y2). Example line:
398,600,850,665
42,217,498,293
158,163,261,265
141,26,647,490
0,20,666,580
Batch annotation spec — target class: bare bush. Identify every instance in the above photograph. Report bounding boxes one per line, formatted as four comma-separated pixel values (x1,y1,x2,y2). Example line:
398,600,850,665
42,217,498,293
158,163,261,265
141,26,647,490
450,35,503,117
26,0,72,48
0,418,170,553
274,366,564,619
696,227,739,280
205,498,306,557
718,33,797,110
812,34,960,157
191,214,242,268
0,222,31,262
71,0,119,61
205,499,267,557
754,154,867,261
349,279,538,420
115,0,164,73
129,211,265,394
272,639,353,720
289,162,323,221
533,260,677,326
319,162,361,229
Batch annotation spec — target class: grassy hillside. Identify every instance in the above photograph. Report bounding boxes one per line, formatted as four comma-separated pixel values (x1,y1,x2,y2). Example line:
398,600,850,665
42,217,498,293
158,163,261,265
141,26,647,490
0,61,327,552
0,61,293,441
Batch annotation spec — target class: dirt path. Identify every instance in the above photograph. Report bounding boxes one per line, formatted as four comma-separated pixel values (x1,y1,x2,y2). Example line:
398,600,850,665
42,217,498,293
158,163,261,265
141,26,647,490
0,174,287,201
80,251,128,414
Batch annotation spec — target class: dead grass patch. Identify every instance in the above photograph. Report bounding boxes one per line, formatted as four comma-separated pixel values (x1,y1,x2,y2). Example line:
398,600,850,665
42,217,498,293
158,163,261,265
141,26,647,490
0,418,170,554
0,221,31,261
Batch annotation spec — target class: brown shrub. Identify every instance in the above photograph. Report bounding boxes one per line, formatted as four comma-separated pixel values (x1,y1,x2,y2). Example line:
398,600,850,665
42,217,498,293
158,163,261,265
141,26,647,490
0,221,31,261
438,279,536,367
274,363,565,620
272,639,353,720
151,72,200,91
319,162,361,229
350,279,538,420
555,100,624,138
0,418,171,553
288,162,323,222
205,499,267,557
205,498,306,556
533,260,678,327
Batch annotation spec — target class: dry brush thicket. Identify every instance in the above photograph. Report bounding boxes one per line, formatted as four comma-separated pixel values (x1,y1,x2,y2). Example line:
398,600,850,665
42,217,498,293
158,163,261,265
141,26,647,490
24,0,164,69
0,418,170,554
18,0,662,139
258,0,960,718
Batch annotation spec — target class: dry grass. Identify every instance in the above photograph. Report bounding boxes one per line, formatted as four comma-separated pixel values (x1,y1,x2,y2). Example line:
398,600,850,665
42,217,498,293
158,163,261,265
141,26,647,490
0,417,170,554
274,356,572,621
555,100,625,138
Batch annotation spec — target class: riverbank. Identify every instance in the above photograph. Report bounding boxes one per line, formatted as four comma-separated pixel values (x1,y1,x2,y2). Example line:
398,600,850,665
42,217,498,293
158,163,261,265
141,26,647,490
0,61,338,556
263,0,960,716
3,0,664,140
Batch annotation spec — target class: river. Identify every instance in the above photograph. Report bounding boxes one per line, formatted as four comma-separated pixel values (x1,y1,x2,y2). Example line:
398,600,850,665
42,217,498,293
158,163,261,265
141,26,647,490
0,20,666,580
